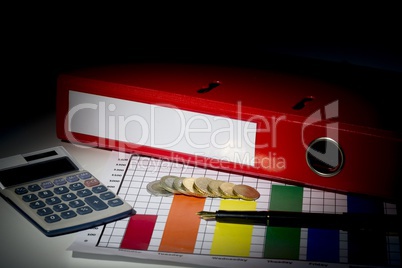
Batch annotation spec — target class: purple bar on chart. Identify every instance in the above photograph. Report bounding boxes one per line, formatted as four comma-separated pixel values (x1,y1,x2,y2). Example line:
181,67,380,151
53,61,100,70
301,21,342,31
120,214,158,250
307,229,339,263
347,195,387,266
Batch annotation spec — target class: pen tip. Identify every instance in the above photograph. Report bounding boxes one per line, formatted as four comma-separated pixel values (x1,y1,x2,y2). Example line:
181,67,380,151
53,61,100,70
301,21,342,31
197,211,216,220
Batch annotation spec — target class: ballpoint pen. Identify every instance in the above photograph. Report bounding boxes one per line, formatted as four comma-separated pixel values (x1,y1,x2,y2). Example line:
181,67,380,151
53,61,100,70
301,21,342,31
197,210,400,232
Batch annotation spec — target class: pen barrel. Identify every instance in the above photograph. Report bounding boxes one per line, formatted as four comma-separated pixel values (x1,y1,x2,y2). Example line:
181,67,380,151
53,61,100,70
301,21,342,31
216,211,269,225
267,211,400,232
215,210,400,232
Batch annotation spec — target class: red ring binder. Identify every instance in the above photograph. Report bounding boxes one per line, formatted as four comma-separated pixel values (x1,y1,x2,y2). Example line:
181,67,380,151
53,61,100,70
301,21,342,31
56,63,402,200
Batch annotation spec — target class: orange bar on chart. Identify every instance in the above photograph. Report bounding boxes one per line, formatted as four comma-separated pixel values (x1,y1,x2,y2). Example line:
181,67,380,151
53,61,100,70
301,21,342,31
159,194,206,253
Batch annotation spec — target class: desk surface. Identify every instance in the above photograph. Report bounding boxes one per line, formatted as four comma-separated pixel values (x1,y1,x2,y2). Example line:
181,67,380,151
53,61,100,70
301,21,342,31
0,114,191,268
2,114,401,268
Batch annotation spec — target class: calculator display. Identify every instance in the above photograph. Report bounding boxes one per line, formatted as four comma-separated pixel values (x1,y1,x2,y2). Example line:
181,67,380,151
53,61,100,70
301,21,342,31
0,157,79,187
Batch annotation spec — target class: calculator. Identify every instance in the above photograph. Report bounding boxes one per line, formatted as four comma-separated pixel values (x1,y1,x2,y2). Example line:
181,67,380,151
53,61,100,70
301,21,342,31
0,146,135,237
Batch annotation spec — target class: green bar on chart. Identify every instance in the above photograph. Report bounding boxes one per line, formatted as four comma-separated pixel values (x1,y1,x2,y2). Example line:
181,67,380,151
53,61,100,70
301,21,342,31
264,185,303,259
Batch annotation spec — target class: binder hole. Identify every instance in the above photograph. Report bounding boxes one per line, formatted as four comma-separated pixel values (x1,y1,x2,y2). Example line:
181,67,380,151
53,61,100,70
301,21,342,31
306,137,344,177
197,81,221,93
293,96,314,110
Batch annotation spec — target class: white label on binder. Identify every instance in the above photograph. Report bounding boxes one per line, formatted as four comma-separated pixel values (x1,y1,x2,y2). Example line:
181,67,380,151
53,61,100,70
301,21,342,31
68,91,257,166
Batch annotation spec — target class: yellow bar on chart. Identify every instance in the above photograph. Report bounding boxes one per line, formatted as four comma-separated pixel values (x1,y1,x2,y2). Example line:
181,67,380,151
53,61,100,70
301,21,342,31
210,199,257,257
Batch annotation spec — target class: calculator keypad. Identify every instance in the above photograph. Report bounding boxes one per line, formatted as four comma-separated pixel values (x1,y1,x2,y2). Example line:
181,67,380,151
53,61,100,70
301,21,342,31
15,171,126,224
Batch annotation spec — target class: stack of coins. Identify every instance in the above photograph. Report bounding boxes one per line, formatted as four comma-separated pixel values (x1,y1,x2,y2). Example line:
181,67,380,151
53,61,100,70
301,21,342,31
146,175,260,201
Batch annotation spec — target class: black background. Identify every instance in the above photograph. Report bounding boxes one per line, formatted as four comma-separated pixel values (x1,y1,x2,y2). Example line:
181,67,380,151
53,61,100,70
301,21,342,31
1,9,402,265
2,8,402,137
2,43,401,135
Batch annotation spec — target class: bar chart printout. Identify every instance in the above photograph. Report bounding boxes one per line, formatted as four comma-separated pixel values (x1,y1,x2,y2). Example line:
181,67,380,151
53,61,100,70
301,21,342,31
68,152,401,268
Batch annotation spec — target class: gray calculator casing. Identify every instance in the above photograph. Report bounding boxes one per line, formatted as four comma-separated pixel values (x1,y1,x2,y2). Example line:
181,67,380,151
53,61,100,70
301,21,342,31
0,146,135,237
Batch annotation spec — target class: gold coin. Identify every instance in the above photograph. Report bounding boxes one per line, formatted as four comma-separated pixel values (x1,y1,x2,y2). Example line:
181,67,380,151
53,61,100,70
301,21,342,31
218,182,239,199
160,175,181,193
233,184,260,200
181,177,208,197
146,180,174,197
207,180,226,197
172,177,188,194
194,177,215,197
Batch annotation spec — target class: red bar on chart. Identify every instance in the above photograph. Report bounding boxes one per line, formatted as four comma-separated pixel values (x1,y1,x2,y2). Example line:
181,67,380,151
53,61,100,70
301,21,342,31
120,214,158,250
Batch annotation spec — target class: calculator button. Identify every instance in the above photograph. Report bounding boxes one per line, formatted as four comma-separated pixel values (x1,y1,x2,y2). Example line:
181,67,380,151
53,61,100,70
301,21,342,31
61,193,77,201
28,184,41,192
45,196,62,205
54,178,67,185
54,186,69,194
69,182,85,191
37,207,53,216
15,187,28,195
61,210,77,219
100,192,115,200
108,199,124,207
92,185,108,193
30,200,46,209
66,175,79,183
22,194,38,202
77,206,93,215
84,178,100,187
76,189,92,197
53,203,69,212
85,196,108,211
41,181,54,189
38,190,54,198
44,214,61,223
78,172,92,180
69,199,85,208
